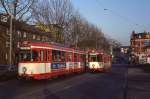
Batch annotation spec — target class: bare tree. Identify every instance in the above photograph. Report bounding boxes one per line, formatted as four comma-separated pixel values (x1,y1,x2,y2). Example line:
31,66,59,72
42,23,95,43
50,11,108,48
31,0,117,53
0,0,35,21
64,12,82,47
32,0,74,42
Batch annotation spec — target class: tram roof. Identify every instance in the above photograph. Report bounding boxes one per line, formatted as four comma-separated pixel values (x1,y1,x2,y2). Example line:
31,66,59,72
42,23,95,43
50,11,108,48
20,41,85,53
88,50,104,55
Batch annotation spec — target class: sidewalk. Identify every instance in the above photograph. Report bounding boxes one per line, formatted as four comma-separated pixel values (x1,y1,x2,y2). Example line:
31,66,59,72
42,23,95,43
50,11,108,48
127,65,150,99
0,65,17,81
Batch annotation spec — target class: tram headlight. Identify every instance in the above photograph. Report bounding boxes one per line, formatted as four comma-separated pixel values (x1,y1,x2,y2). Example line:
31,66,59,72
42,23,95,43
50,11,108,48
92,64,95,68
22,67,27,73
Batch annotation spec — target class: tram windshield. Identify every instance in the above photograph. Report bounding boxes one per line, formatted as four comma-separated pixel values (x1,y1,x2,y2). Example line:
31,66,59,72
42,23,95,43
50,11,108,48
89,55,97,62
19,50,38,62
89,54,103,62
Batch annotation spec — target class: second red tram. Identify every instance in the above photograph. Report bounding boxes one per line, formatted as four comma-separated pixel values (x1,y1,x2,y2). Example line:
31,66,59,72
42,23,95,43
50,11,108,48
87,50,112,72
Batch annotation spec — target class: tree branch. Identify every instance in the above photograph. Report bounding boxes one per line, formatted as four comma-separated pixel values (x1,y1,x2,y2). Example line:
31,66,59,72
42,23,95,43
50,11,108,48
0,0,9,14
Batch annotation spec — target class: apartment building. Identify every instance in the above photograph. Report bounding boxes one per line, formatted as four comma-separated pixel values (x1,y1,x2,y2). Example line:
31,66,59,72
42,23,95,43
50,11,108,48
0,14,52,66
130,31,150,64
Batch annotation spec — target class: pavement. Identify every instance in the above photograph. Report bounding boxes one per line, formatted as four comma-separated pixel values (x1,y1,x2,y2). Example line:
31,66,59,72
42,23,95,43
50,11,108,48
0,64,149,99
127,64,150,99
0,70,17,81
0,65,17,81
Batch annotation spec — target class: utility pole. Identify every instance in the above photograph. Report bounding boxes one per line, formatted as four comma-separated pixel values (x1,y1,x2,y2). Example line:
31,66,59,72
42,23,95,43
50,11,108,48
95,33,98,50
13,0,18,18
9,14,13,71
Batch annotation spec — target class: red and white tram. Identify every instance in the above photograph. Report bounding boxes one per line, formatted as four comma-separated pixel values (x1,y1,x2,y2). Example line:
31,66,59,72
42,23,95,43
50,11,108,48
18,41,86,80
87,50,112,72
87,50,105,72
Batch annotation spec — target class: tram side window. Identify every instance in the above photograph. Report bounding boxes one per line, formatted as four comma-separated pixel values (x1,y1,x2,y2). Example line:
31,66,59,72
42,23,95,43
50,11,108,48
61,51,66,62
40,50,44,62
74,53,78,62
52,50,60,62
45,50,49,61
81,54,85,62
68,52,72,61
89,55,97,62
31,50,38,61
97,55,103,62
52,50,66,62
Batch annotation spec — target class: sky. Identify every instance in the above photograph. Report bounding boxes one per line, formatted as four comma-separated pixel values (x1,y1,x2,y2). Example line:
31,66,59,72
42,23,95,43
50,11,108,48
71,0,150,45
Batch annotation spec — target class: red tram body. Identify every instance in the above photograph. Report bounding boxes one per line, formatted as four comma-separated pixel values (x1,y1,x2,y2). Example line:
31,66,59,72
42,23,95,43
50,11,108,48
18,41,86,80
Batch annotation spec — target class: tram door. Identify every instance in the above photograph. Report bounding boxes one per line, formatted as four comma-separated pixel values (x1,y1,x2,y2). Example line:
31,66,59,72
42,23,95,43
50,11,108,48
39,49,51,73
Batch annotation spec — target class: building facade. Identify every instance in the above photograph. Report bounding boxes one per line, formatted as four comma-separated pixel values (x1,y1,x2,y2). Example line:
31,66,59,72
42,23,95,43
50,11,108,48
120,46,130,54
0,14,52,66
130,31,150,64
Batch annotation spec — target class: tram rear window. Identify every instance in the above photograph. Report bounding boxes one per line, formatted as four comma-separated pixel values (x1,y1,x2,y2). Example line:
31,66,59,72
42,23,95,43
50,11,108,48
19,50,38,62
89,55,103,62
19,50,31,62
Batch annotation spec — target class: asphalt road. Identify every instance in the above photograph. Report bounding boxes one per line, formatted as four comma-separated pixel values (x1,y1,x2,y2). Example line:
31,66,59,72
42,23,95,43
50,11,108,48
0,64,128,99
127,65,150,99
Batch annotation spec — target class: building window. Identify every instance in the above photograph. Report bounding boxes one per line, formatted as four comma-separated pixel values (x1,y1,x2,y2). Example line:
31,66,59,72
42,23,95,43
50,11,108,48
132,48,134,51
146,35,148,38
45,37,48,41
37,36,41,40
23,32,27,38
42,36,47,41
137,42,140,47
17,42,20,48
147,48,150,52
5,53,8,60
144,40,149,46
42,36,45,41
17,30,21,38
1,15,8,22
33,35,36,40
6,41,10,48
6,28,10,35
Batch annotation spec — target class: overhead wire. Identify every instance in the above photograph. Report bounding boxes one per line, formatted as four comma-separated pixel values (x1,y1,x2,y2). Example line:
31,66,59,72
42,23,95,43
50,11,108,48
95,0,148,31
